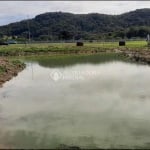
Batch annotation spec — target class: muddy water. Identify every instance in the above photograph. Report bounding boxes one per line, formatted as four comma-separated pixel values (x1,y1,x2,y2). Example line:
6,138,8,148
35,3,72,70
0,54,150,149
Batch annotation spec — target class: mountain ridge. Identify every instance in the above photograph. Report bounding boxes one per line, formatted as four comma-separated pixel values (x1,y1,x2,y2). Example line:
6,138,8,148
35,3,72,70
0,8,150,41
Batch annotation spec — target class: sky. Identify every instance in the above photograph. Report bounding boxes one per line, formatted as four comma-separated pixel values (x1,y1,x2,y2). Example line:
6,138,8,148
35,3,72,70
0,1,150,25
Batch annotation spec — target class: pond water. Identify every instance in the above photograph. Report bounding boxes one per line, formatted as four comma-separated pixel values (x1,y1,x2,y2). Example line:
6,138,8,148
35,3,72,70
0,53,150,149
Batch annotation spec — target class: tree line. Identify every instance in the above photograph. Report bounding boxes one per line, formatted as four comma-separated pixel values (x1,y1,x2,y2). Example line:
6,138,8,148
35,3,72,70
0,9,150,42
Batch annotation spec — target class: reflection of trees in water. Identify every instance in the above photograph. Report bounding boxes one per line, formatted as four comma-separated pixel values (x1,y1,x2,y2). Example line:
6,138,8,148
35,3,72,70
0,90,9,123
2,129,150,149
0,104,1,114
0,130,11,149
1,130,98,149
0,101,4,123
0,103,3,124
0,90,9,119
0,103,7,148
27,53,128,68
1,130,65,149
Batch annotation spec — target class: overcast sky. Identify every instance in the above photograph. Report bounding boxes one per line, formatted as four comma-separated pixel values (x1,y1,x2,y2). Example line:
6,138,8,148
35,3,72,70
0,1,150,25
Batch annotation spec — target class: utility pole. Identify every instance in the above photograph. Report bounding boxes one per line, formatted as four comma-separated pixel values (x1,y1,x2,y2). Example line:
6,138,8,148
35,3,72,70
147,34,150,46
27,15,31,44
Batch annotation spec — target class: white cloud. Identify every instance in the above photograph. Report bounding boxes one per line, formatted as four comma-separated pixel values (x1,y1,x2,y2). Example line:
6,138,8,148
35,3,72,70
0,1,150,25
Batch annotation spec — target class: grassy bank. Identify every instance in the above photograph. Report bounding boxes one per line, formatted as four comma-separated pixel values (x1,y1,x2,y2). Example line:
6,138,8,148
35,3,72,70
0,59,25,87
0,41,149,56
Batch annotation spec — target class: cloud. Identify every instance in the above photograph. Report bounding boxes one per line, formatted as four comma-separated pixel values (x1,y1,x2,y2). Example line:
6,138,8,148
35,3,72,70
0,1,150,25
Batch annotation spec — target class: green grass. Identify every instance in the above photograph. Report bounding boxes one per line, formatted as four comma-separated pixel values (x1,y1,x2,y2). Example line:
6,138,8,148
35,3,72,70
0,41,148,56
0,59,25,75
0,66,7,74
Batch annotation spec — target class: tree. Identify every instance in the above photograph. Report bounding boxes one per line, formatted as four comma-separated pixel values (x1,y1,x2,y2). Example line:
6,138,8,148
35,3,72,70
58,31,74,40
126,27,138,39
137,27,149,38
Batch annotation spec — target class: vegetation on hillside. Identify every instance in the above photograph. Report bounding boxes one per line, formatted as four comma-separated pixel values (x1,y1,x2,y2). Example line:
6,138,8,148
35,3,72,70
0,9,150,41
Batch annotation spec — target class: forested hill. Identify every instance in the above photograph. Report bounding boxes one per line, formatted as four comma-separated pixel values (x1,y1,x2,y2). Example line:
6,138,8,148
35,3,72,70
0,8,150,41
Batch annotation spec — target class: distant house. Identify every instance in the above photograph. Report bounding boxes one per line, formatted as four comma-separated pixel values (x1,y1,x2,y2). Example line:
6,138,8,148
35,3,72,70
147,34,150,46
7,40,17,44
147,34,150,41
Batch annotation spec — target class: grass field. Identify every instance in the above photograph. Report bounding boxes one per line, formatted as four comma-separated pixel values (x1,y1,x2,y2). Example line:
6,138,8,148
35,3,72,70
0,41,148,56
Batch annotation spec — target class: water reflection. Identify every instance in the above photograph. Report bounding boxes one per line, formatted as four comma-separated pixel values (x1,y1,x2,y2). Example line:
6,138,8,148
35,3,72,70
20,53,129,68
0,54,150,148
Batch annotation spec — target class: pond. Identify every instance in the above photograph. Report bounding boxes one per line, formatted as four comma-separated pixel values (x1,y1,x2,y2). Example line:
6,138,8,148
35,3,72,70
0,53,150,149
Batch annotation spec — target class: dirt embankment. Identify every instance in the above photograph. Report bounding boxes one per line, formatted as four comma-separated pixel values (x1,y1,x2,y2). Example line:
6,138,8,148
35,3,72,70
120,48,150,64
0,59,25,87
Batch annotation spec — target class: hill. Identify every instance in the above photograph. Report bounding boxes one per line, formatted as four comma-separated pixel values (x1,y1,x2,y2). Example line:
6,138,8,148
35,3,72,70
0,9,150,41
